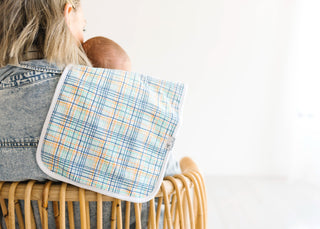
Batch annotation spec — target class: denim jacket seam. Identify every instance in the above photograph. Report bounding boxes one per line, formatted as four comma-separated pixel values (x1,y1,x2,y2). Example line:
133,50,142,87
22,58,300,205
0,137,39,148
16,63,63,73
0,72,60,90
0,145,38,148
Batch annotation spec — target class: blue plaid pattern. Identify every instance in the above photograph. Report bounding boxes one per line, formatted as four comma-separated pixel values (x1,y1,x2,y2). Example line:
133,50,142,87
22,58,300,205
37,65,185,202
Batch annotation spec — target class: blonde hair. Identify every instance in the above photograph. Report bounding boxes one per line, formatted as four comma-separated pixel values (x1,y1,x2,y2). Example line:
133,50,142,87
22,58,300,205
0,0,91,67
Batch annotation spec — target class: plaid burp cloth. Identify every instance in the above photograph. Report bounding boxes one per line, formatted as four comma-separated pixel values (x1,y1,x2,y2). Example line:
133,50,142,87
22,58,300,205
36,65,186,203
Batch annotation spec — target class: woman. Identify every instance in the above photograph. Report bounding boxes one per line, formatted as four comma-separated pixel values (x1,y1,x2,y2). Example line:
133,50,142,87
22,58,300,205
0,0,180,228
0,0,90,181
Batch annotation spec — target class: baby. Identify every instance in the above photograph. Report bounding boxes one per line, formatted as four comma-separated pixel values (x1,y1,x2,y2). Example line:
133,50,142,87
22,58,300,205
82,36,131,71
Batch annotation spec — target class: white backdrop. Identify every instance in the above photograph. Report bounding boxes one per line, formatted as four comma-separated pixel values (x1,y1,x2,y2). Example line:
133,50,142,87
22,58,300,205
82,0,296,176
283,0,320,185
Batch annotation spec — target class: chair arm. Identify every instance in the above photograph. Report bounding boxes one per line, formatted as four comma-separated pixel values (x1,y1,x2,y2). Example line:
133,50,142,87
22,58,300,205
180,156,200,173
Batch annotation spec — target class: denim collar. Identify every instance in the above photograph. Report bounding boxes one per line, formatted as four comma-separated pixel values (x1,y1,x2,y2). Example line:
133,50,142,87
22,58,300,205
17,59,63,73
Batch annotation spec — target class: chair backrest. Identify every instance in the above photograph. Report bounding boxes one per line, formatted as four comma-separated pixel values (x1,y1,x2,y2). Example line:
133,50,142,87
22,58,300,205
0,157,207,229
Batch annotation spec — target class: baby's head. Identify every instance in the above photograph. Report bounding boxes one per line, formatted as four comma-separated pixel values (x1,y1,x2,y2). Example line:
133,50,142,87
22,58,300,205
83,36,131,71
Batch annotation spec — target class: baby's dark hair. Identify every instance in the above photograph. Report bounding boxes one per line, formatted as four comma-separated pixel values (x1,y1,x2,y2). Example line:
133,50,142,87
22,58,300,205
83,36,131,71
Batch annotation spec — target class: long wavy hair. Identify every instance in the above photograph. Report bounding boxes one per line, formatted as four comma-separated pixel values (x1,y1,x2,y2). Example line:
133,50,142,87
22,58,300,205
0,0,91,67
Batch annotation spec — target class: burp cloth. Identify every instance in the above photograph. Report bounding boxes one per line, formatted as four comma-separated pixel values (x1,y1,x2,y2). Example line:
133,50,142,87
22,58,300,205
36,65,186,203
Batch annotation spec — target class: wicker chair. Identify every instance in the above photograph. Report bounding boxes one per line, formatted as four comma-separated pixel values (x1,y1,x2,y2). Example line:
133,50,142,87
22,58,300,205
0,157,207,229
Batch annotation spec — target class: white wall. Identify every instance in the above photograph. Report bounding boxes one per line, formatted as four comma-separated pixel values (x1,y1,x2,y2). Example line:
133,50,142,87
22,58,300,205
82,0,295,176
282,0,320,185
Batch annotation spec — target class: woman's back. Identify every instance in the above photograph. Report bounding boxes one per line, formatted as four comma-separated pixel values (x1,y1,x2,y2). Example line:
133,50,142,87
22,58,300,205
0,59,62,181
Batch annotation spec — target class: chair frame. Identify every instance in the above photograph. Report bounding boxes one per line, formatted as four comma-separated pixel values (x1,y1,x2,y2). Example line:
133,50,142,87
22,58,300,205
0,157,207,229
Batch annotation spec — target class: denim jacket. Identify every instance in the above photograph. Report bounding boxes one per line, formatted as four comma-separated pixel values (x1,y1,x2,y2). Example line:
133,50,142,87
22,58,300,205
0,59,62,181
0,59,180,182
